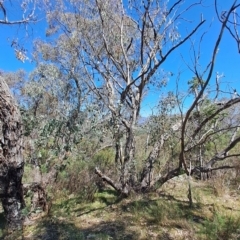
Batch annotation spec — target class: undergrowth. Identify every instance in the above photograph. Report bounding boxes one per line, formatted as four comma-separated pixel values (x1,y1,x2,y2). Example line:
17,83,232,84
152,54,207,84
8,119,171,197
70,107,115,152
20,167,240,240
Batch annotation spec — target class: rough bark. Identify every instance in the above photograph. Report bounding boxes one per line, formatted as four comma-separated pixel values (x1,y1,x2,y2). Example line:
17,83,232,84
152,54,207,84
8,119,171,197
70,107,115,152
0,77,24,231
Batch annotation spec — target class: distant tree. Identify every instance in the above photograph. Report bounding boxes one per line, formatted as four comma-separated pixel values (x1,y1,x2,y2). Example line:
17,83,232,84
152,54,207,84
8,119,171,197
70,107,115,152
21,61,106,168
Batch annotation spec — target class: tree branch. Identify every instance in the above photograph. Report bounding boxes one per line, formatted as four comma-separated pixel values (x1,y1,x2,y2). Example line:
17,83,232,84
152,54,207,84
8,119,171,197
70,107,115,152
95,167,121,192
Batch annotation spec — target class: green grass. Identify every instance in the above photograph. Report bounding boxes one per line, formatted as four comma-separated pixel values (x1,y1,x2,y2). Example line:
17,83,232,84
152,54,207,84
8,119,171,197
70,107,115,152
199,213,240,240
21,177,240,240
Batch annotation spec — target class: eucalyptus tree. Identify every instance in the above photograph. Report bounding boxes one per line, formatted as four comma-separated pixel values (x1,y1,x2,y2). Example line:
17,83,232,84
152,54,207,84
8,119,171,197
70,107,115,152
40,0,240,196
0,0,38,232
41,0,207,196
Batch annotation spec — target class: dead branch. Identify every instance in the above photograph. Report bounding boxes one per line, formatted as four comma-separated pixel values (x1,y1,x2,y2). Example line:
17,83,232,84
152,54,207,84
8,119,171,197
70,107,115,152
95,167,121,192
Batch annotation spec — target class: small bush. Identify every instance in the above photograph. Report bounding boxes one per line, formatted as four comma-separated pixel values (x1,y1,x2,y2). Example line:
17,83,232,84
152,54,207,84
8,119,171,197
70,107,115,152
200,213,240,240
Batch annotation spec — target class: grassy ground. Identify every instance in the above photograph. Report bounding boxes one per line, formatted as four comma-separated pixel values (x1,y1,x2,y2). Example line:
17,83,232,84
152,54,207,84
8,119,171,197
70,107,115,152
1,175,240,239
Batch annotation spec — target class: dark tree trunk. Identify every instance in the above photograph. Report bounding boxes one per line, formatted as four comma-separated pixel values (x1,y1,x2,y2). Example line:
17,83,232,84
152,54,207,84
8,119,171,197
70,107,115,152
0,77,24,231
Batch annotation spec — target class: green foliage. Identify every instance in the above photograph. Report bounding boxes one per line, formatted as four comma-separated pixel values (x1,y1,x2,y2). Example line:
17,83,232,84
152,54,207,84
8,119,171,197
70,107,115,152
55,158,98,202
188,77,205,94
92,148,115,169
200,213,240,240
21,206,31,217
21,108,38,137
92,189,119,205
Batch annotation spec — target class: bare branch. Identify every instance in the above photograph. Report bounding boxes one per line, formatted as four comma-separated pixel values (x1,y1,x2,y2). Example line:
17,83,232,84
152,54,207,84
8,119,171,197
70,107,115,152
145,19,205,85
206,135,240,168
180,4,235,173
0,1,36,25
192,97,240,139
95,167,121,192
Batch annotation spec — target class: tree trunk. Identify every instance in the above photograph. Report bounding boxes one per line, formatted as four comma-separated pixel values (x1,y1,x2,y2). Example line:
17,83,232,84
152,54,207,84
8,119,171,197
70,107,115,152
140,135,165,190
0,77,24,231
119,127,136,196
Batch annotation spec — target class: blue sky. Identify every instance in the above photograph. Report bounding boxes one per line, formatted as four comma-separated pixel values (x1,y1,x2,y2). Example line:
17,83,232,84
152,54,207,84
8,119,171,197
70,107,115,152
1,0,239,116
140,0,240,116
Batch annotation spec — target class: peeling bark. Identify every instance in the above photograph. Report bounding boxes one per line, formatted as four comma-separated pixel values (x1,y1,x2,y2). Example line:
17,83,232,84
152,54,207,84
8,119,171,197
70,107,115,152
0,77,24,231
